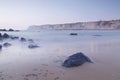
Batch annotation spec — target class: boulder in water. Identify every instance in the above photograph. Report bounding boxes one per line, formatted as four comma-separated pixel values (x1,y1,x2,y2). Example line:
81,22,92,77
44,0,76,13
0,33,2,40
20,37,26,41
0,44,2,50
28,44,39,49
0,29,7,31
3,33,9,39
62,52,93,68
8,28,14,31
70,33,78,35
11,36,19,40
3,42,12,47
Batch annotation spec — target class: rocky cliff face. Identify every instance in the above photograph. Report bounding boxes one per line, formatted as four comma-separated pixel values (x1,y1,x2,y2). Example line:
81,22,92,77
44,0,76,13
28,20,120,30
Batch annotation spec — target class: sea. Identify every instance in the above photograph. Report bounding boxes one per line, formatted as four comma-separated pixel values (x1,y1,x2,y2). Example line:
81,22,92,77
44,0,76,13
1,30,120,45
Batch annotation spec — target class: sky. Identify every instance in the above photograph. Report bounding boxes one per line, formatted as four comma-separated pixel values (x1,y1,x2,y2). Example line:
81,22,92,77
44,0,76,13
0,0,120,30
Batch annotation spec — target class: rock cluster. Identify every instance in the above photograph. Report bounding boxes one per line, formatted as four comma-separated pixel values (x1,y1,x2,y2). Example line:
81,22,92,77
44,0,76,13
10,36,19,40
0,28,19,31
0,33,9,40
0,33,39,50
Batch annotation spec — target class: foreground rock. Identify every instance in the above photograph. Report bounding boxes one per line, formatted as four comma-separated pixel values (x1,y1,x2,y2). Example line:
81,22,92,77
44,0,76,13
62,52,93,67
3,42,12,47
28,44,39,49
0,44,2,50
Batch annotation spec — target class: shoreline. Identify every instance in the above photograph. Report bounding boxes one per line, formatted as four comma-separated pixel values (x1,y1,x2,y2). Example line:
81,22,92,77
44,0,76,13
0,41,120,80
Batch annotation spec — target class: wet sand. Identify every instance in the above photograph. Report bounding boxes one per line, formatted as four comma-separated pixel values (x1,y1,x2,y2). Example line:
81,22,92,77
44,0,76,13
0,40,120,80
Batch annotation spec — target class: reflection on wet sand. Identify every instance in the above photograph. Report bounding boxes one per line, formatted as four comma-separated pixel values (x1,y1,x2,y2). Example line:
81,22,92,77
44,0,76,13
0,41,120,80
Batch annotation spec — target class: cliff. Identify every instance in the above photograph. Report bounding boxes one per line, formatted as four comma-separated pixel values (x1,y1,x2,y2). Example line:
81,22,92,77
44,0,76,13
28,19,120,30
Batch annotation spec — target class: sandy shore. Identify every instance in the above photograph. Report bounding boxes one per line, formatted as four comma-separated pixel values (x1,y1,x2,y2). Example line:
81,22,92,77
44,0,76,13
0,40,120,80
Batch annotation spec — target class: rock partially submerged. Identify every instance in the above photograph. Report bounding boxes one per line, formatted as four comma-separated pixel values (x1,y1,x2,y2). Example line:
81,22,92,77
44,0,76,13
0,33,10,39
8,28,14,31
0,33,20,41
0,29,7,31
28,44,39,49
70,33,78,35
2,33,9,38
0,33,12,40
3,42,12,47
10,36,19,40
20,37,26,41
0,33,2,40
62,52,93,68
0,44,2,50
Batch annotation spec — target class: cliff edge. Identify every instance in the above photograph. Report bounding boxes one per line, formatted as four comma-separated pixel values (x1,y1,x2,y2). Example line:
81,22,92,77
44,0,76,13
28,19,120,30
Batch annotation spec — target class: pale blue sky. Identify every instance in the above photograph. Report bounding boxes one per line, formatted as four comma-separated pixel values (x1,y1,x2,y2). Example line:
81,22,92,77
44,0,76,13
0,0,120,29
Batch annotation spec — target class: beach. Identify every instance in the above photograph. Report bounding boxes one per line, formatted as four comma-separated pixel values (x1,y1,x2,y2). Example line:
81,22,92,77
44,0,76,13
0,30,120,80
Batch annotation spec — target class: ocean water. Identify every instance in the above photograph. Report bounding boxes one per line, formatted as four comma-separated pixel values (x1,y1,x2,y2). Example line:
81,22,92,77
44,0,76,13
0,30,120,60
1,30,120,45
0,30,120,57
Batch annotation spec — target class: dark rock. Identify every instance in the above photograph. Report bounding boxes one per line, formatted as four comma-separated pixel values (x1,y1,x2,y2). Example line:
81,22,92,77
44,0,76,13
0,44,2,50
8,28,14,31
3,42,12,47
10,36,19,40
0,29,7,31
20,37,26,41
0,33,2,40
0,33,2,37
28,44,39,49
2,33,9,38
70,33,78,35
62,52,93,68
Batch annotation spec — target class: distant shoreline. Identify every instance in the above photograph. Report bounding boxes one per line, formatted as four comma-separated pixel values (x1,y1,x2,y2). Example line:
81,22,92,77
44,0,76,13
28,19,120,30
